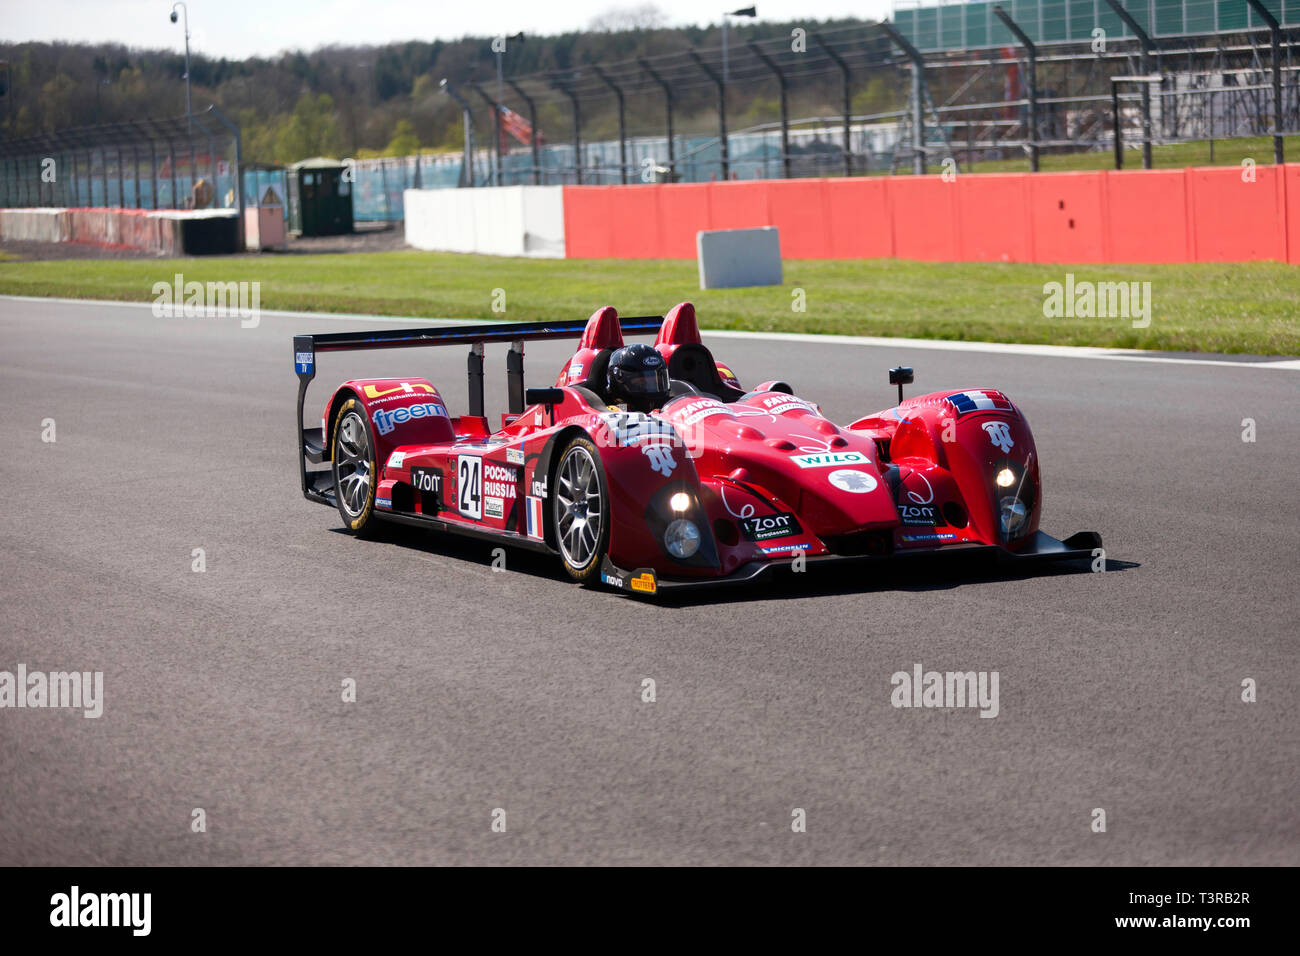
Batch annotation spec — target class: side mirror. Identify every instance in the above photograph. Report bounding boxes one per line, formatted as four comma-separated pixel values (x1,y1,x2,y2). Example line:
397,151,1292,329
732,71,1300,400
525,387,564,407
888,366,914,404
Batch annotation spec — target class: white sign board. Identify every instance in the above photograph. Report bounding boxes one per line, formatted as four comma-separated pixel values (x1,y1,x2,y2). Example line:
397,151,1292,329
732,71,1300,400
697,226,782,290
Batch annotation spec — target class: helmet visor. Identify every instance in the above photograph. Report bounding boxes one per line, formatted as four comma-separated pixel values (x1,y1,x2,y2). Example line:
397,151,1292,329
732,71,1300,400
614,366,669,396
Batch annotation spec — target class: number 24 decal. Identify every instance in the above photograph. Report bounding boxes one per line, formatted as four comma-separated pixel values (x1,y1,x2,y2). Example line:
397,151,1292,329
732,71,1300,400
457,455,482,519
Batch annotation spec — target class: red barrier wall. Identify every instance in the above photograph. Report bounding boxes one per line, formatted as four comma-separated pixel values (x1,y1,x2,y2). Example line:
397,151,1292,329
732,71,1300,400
562,164,1296,265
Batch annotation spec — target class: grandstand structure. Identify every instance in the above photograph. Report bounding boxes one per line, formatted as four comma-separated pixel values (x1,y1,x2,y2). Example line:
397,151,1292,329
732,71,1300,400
889,0,1299,172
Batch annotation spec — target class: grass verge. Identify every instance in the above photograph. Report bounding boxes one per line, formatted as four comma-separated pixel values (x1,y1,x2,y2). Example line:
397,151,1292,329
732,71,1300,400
1,251,1296,354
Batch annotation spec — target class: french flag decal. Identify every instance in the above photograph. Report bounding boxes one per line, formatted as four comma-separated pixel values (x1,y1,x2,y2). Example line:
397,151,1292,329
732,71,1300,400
947,390,1013,416
525,496,544,539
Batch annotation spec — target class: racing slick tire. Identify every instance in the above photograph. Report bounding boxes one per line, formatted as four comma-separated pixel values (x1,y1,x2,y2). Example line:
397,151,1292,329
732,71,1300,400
332,396,380,537
553,435,611,583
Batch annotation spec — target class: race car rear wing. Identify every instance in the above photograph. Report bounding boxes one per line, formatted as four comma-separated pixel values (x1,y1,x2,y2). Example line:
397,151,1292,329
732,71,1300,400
293,316,664,498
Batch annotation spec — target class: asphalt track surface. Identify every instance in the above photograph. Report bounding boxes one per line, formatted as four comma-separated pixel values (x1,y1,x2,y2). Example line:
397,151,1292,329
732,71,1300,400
2,296,1297,866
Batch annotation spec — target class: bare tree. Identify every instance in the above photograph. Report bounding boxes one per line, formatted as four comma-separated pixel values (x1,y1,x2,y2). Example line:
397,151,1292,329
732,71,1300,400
588,3,669,32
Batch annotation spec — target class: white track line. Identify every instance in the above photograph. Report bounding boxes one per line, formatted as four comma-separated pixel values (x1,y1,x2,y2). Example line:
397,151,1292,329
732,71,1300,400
3,294,1297,371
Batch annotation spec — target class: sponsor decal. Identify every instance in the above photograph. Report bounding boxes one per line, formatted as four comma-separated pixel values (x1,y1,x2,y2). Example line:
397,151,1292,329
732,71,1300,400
525,496,545,539
675,398,729,426
899,504,945,526
483,462,517,499
982,421,1015,454
600,411,678,446
630,571,657,594
760,542,810,554
410,467,441,495
828,469,878,494
761,395,815,415
642,443,677,477
506,447,526,466
792,450,870,469
530,476,548,498
741,512,801,542
946,390,1014,416
716,363,739,384
387,451,405,469
375,497,392,510
567,359,584,381
602,572,625,589
372,402,448,436
457,455,482,519
644,353,662,366
903,470,934,505
363,382,436,402
902,532,958,543
295,351,314,374
484,496,505,519
534,411,544,426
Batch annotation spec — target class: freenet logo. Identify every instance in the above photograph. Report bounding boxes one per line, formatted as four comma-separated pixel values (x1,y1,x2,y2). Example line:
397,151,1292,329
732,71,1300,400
50,886,151,936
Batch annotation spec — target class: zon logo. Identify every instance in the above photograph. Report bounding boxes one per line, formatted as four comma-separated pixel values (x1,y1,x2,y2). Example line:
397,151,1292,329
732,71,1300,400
410,467,441,494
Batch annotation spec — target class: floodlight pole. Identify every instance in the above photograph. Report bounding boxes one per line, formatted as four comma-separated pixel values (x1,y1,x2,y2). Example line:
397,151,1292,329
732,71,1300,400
171,3,192,134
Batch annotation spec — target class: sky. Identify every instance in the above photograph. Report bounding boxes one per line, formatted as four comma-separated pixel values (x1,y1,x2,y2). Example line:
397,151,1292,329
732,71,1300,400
1,0,898,59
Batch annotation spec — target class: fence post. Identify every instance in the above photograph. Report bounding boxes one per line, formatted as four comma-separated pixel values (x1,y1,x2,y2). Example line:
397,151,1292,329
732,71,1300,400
880,20,927,175
504,78,541,185
749,41,791,179
813,34,852,177
1102,0,1155,170
1244,0,1284,164
688,50,729,179
993,5,1038,172
640,58,675,182
551,76,582,185
592,66,628,184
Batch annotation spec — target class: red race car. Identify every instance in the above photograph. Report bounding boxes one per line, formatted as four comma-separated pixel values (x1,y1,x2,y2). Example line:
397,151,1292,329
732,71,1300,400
293,302,1100,594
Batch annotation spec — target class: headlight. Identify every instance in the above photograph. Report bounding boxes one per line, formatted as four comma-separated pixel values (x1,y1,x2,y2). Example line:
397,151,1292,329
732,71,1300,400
995,467,1016,488
669,492,691,512
998,495,1027,537
664,519,701,558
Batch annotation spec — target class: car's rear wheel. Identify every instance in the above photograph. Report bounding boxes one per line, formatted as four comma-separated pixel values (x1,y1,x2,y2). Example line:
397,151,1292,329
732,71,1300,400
332,397,379,535
553,436,610,582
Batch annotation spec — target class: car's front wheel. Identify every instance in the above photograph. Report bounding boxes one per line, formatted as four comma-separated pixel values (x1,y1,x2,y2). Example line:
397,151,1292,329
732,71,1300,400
553,436,610,582
332,397,379,535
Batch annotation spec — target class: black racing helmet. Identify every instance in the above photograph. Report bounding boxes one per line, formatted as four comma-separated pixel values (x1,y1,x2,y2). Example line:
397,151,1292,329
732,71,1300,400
606,343,670,412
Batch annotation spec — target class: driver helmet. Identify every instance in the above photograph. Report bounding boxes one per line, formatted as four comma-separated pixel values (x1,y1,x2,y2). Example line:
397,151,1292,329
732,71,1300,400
606,343,669,412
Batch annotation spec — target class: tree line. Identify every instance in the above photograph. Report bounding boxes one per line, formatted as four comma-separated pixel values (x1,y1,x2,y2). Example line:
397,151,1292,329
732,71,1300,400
0,14,901,165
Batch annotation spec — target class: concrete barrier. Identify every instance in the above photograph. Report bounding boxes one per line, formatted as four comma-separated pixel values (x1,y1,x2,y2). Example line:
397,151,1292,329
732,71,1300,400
0,207,239,255
0,208,70,243
562,165,1300,264
697,227,782,289
404,185,565,258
